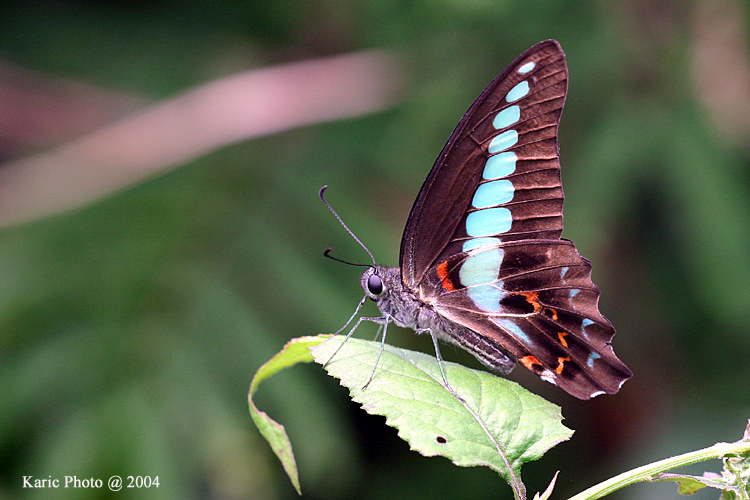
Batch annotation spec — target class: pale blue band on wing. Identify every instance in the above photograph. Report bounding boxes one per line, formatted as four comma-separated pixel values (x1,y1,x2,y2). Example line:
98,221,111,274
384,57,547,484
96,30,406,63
518,61,536,74
587,352,601,368
472,179,514,208
581,318,594,339
492,105,520,130
462,237,501,252
506,81,530,102
466,284,504,312
466,207,512,236
488,129,518,153
498,318,532,345
459,72,534,312
483,152,517,179
459,246,505,312
460,247,504,285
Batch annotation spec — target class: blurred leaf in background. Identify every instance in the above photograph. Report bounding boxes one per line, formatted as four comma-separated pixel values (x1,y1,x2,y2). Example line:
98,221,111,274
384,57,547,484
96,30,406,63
0,1,749,499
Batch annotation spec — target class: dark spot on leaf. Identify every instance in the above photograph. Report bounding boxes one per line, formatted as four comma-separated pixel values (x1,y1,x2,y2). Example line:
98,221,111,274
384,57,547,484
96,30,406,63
436,435,447,444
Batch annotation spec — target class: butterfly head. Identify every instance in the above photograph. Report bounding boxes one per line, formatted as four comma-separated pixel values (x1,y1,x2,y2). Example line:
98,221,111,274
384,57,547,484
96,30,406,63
359,265,404,308
361,267,384,301
359,265,418,330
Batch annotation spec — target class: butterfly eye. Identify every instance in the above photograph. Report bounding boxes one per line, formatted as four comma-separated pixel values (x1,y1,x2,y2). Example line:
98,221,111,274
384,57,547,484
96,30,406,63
367,274,383,295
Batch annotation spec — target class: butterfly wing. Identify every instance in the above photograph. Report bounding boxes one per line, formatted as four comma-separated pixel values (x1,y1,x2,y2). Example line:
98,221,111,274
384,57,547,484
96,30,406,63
401,40,567,285
430,240,630,399
400,40,631,399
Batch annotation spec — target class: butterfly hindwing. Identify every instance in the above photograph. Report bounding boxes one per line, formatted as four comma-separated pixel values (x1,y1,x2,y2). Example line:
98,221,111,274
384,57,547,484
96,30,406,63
429,239,630,399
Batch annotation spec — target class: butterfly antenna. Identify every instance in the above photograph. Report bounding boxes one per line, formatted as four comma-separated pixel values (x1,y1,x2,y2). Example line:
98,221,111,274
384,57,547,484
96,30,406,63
319,185,377,266
323,248,371,267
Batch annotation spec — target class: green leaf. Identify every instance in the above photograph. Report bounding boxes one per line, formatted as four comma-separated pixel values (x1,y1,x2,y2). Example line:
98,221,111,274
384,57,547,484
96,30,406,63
652,473,712,494
310,336,573,498
248,334,331,495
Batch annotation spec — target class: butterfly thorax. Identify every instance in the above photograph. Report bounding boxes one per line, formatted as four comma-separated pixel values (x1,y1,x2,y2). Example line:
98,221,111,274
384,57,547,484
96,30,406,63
360,265,517,375
360,265,434,331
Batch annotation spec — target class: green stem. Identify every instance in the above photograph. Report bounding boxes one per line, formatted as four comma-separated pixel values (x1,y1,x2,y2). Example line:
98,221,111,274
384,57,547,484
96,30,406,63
566,440,750,500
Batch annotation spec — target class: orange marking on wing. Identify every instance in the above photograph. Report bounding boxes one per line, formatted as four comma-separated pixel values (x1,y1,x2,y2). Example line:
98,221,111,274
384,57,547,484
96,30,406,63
520,291,541,312
555,356,571,374
520,355,541,371
548,307,558,320
436,261,455,291
557,331,568,347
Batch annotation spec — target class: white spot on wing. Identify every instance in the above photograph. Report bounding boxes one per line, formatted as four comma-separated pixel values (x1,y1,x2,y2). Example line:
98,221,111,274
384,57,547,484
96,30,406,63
540,370,557,385
518,61,536,74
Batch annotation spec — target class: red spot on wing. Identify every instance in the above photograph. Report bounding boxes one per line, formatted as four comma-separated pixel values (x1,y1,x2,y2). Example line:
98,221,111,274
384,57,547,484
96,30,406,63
555,356,571,374
557,331,568,347
519,291,541,312
520,291,558,320
520,355,542,371
437,261,456,291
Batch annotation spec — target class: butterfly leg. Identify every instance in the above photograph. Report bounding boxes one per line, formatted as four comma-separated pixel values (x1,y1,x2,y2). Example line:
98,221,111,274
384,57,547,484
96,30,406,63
371,323,384,342
329,294,368,335
420,328,464,402
322,293,371,375
323,313,392,390
362,316,389,390
323,314,370,368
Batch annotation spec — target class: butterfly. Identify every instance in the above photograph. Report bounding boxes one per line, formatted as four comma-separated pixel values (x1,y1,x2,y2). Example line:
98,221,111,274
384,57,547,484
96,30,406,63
322,40,631,400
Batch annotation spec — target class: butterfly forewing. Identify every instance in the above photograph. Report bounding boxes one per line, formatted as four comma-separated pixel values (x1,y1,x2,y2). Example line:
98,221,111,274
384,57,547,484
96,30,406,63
401,40,567,286
398,40,631,399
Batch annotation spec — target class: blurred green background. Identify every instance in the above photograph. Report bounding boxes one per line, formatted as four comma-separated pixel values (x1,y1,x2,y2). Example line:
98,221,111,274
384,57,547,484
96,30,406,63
1,1,749,499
